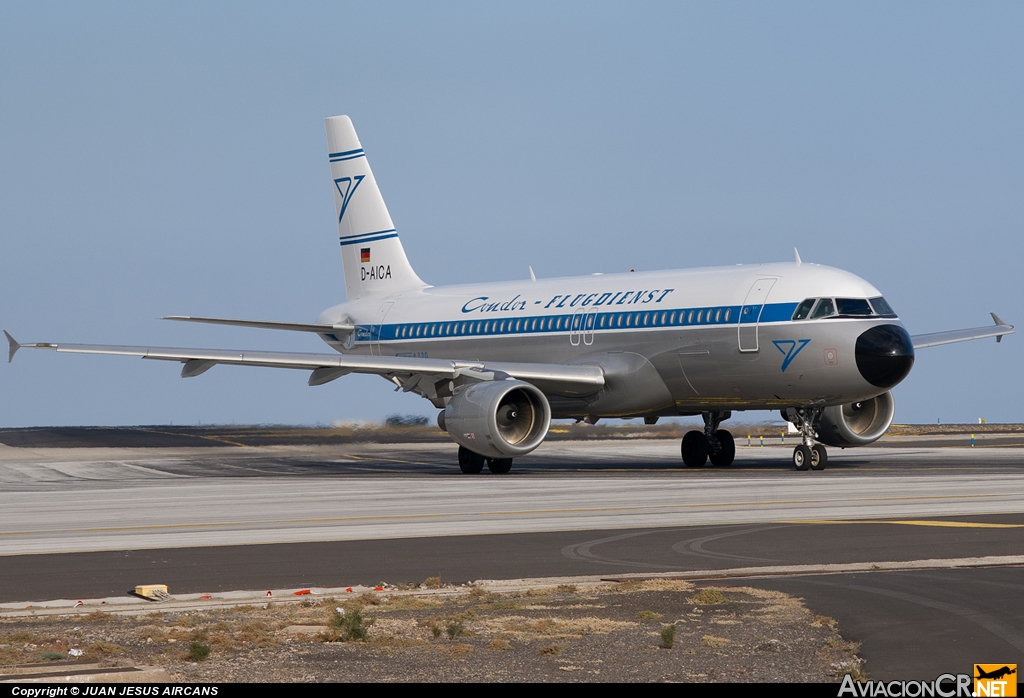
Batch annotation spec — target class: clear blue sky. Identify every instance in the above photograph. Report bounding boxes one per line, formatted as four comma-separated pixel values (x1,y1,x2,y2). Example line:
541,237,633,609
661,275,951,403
1,2,1021,427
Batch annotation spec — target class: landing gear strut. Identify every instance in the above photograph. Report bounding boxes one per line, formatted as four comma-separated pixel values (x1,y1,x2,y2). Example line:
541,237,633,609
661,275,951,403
787,407,828,471
458,446,514,474
681,411,734,468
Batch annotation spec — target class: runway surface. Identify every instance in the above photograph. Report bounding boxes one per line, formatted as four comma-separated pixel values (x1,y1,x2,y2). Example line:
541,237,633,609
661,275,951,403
2,439,1023,554
1,433,1022,680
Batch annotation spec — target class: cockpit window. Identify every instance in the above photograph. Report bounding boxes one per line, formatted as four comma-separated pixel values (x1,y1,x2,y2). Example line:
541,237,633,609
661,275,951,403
869,297,897,317
792,298,815,320
835,298,873,316
810,298,836,319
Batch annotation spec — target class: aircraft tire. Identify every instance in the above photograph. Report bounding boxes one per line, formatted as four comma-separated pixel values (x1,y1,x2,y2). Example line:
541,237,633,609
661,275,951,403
793,444,811,471
458,446,486,474
681,431,709,468
810,444,828,470
709,430,735,467
487,458,513,474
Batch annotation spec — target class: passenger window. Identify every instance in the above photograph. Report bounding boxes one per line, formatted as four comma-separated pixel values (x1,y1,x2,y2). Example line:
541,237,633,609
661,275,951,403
792,298,815,320
810,298,836,319
836,298,873,316
697,310,703,323
715,309,722,323
724,308,731,322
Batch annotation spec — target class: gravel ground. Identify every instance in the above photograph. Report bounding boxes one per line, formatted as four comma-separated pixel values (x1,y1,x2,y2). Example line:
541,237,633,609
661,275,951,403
0,579,864,683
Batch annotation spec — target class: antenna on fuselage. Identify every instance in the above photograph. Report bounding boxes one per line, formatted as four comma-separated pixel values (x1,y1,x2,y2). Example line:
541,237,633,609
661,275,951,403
529,266,537,282
794,248,803,266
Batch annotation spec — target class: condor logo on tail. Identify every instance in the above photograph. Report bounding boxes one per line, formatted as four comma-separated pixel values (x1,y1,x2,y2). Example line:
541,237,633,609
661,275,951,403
334,175,365,224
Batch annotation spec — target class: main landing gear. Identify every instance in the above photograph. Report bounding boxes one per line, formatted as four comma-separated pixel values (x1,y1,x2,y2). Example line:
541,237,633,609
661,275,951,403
787,407,828,471
681,411,735,468
458,445,513,474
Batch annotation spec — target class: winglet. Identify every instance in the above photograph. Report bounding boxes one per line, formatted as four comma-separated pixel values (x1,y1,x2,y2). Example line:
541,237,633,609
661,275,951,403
3,331,19,364
987,311,1011,341
794,248,802,266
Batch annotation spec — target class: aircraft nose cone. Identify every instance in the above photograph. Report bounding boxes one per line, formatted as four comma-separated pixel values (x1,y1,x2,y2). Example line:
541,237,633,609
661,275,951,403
856,324,915,389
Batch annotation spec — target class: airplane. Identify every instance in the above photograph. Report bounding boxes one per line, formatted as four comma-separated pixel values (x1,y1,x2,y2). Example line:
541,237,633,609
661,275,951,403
4,115,1015,473
975,666,1016,681
974,663,1015,679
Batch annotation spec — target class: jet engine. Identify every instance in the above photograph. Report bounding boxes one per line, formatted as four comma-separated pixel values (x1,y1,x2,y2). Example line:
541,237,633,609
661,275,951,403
441,380,551,459
815,391,895,448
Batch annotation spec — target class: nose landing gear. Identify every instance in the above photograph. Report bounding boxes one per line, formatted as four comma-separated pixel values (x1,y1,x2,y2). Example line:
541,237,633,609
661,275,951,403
786,407,828,471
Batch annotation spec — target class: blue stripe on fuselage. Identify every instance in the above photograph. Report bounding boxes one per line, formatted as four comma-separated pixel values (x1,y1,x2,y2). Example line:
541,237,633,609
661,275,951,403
353,302,802,343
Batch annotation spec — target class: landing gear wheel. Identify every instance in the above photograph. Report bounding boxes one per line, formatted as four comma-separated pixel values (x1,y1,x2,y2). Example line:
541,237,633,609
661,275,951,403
681,431,709,468
810,444,828,471
708,430,735,467
487,458,513,474
793,444,811,471
458,446,486,474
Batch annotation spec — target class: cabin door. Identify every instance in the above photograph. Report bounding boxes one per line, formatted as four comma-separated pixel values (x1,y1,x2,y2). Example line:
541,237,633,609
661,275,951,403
370,301,394,356
737,278,776,352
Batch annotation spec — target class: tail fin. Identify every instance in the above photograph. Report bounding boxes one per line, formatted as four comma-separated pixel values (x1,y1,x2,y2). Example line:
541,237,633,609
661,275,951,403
325,115,427,301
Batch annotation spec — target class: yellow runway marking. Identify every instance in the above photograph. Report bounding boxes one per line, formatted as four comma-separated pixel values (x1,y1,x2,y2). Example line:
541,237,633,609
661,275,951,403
779,519,1023,528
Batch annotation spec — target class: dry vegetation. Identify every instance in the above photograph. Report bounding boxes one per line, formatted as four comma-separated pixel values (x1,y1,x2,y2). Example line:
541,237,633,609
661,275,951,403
0,579,865,682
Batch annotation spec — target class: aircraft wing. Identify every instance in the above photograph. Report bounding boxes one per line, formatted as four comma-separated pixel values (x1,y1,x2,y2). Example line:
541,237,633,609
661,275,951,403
2,332,604,398
910,313,1014,350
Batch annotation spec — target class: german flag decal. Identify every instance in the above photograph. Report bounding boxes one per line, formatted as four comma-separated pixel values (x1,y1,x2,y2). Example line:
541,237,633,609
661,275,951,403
360,248,370,263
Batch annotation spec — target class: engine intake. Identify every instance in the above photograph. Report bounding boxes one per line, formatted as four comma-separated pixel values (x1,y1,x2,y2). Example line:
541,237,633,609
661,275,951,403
816,391,895,448
443,380,551,459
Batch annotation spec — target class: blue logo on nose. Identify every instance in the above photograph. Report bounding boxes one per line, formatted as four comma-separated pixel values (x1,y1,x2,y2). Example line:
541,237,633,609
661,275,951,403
773,339,811,372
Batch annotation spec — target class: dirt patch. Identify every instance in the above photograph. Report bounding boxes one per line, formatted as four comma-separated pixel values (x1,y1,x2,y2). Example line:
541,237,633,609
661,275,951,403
0,580,864,682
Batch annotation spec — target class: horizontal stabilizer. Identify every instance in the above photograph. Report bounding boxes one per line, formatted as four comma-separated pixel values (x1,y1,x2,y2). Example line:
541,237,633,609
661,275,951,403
163,316,355,334
911,313,1014,349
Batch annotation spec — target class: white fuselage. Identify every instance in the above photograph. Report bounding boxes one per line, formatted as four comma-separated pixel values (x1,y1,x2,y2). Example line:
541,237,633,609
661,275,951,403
315,261,905,418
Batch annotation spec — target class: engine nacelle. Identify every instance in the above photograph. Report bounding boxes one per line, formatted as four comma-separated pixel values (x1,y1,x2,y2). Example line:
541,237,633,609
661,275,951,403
816,391,895,448
442,380,551,459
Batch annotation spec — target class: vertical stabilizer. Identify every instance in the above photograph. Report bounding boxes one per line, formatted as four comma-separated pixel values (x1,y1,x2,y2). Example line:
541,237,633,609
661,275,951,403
325,115,427,301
